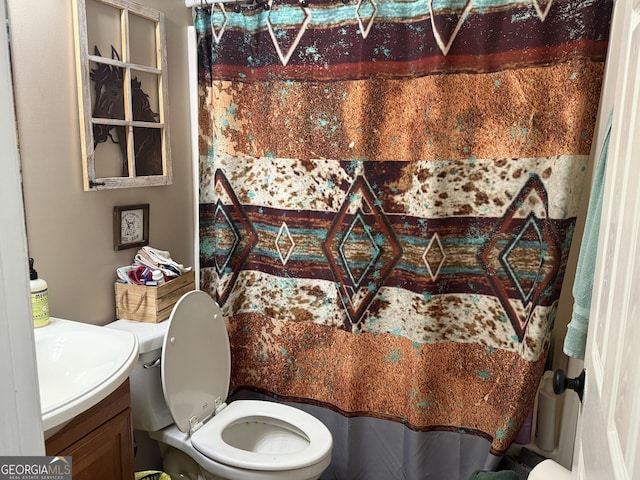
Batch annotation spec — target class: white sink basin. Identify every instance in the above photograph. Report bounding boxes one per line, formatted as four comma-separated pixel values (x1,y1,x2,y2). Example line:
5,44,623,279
34,317,139,437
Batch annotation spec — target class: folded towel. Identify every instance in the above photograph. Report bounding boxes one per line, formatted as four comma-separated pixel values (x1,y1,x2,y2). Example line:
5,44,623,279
134,246,192,278
468,471,518,480
563,110,613,359
134,249,173,275
140,246,172,266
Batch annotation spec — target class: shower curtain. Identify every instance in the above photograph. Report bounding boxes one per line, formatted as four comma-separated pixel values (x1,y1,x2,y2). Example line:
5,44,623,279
195,0,612,478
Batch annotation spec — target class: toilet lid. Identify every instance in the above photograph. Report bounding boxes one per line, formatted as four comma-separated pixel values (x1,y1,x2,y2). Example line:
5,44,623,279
161,290,231,433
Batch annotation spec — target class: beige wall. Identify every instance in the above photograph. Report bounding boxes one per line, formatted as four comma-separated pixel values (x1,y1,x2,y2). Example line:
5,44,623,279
7,0,194,325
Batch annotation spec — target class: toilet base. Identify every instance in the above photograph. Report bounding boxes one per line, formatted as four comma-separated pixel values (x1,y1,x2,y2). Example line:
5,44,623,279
161,445,225,480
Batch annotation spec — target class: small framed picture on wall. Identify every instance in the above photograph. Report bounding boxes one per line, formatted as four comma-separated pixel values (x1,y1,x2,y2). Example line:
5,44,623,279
113,204,149,251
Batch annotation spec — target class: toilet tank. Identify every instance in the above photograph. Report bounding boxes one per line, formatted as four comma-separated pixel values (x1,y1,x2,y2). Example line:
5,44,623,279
107,320,173,431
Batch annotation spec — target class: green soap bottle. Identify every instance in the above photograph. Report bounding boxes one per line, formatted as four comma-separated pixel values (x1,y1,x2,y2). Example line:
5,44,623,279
29,258,49,328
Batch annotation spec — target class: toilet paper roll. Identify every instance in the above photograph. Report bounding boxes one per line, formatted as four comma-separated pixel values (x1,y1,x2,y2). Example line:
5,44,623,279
529,459,571,480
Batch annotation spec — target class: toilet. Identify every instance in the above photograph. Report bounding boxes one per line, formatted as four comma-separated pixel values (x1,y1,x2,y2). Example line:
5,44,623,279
110,290,332,480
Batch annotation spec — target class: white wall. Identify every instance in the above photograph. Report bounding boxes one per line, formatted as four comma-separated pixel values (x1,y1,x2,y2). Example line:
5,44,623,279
0,0,45,454
551,1,620,466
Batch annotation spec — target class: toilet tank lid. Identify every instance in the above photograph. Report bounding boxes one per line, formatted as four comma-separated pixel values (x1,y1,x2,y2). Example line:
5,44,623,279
106,319,169,354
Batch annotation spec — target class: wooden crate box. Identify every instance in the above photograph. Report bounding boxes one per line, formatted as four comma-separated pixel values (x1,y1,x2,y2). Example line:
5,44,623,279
115,271,195,323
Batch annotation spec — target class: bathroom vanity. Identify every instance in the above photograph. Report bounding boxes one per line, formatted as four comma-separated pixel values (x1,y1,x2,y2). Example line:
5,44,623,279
45,379,134,480
34,317,138,478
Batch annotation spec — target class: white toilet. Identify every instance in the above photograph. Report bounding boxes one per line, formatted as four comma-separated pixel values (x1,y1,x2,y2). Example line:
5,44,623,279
110,290,332,480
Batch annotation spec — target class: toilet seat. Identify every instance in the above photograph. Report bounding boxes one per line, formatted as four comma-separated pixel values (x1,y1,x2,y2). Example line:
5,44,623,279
191,399,332,471
161,291,332,474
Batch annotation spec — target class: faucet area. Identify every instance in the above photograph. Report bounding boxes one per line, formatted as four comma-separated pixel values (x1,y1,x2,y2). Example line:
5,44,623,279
2,0,618,479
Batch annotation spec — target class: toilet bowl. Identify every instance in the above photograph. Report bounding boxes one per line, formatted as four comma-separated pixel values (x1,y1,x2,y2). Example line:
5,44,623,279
110,290,332,480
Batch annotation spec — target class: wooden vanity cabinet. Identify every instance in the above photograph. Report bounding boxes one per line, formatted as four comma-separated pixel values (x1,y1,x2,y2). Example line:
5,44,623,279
45,379,135,480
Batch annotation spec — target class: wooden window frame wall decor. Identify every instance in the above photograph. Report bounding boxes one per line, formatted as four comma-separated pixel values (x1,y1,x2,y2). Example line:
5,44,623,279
72,0,172,190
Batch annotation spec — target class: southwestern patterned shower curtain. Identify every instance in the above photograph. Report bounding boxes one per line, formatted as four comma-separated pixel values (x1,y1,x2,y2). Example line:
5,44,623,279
195,0,612,477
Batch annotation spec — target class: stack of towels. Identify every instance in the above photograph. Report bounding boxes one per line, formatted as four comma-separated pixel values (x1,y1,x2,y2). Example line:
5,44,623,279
116,246,192,286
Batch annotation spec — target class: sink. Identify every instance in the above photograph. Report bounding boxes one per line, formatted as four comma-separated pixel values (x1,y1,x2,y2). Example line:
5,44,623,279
33,317,139,437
